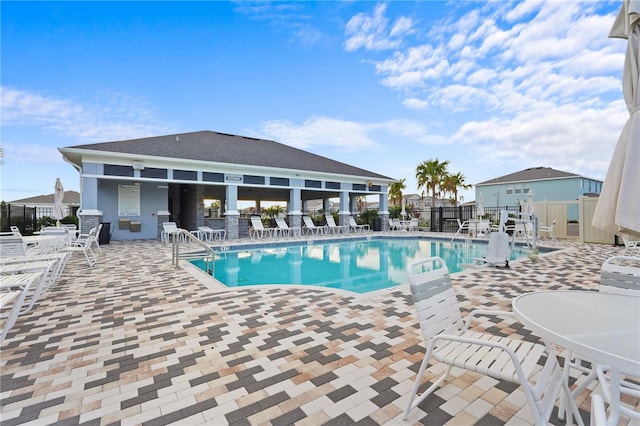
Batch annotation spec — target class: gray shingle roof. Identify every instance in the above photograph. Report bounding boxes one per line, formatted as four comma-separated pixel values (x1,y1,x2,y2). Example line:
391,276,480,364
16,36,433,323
63,131,393,180
9,190,80,205
476,167,580,185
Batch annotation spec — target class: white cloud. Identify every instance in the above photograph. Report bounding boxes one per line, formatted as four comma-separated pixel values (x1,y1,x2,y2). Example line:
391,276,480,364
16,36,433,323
258,116,380,152
1,86,169,143
344,3,414,52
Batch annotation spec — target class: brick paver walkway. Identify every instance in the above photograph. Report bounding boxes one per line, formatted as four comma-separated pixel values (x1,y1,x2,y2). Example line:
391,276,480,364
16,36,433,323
1,234,636,425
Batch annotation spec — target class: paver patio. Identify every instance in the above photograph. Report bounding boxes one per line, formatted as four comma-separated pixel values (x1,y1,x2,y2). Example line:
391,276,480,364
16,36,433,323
1,234,637,425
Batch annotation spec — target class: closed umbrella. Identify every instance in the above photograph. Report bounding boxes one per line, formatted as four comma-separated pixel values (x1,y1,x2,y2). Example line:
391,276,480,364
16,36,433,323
401,200,407,219
477,192,485,219
593,0,640,238
52,178,65,224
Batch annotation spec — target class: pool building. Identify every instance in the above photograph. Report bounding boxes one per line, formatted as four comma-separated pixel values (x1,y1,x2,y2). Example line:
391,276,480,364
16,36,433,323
58,130,396,241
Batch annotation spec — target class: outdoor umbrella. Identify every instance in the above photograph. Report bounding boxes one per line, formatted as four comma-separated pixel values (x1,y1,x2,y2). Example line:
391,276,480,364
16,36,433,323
401,200,407,219
52,178,65,224
477,192,485,218
593,0,640,239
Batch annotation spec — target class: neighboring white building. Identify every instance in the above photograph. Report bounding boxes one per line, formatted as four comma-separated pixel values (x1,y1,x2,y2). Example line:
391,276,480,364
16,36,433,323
8,191,80,219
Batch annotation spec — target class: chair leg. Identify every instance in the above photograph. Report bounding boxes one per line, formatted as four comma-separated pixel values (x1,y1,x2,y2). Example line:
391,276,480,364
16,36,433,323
403,353,452,420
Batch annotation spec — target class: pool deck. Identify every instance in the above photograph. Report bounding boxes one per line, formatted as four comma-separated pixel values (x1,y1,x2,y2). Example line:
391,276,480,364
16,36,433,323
1,232,637,425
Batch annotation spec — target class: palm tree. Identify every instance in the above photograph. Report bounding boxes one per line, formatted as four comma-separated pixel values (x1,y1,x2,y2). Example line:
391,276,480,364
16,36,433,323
388,179,406,206
416,159,450,207
442,172,472,206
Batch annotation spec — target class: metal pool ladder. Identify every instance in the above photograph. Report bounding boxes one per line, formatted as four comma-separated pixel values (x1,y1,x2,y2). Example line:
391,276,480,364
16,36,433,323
171,229,216,275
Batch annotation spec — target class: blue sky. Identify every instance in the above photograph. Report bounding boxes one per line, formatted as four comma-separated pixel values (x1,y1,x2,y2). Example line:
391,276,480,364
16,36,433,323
1,1,627,204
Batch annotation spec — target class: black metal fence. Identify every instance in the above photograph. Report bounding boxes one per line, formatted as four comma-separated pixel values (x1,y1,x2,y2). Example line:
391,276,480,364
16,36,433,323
430,205,521,233
0,204,79,235
1,204,37,234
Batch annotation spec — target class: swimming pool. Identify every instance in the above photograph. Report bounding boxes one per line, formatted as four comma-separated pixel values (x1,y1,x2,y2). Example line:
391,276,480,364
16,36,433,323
190,236,538,294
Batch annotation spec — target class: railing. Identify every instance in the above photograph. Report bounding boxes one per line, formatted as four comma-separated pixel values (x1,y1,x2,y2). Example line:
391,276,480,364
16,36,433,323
171,229,216,275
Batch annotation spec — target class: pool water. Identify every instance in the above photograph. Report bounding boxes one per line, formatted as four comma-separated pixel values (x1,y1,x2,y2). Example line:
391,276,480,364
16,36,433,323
190,237,534,294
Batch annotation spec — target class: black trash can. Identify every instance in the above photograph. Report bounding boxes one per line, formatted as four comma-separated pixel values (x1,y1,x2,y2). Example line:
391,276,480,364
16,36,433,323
99,222,111,245
373,218,382,231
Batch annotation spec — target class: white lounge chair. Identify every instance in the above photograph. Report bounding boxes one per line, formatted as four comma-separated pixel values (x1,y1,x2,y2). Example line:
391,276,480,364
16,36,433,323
302,216,327,235
0,234,27,257
324,214,348,234
249,216,274,239
274,218,300,237
0,271,43,342
198,226,226,241
558,255,640,421
403,256,562,425
539,220,556,241
348,217,370,233
161,222,182,243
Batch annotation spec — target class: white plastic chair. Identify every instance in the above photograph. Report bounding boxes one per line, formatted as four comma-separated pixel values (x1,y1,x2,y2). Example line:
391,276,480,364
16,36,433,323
63,227,97,267
302,216,326,235
248,217,274,239
324,214,348,234
197,226,226,241
0,271,43,342
539,220,557,241
161,222,182,243
274,218,299,237
403,256,562,425
348,217,370,233
621,235,640,256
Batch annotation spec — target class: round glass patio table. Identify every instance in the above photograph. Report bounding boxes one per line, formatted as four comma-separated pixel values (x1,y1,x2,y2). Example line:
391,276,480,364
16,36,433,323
513,290,640,425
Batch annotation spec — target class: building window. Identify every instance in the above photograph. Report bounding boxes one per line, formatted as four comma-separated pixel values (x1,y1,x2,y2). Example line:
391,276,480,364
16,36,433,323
105,164,134,177
203,172,224,182
141,168,167,179
174,170,197,181
244,175,265,185
270,177,289,186
326,181,340,190
506,185,513,195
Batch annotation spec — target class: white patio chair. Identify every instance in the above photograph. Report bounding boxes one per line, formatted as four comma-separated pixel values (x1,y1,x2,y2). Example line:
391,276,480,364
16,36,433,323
0,234,27,257
403,256,562,425
1,271,43,342
274,218,300,237
302,216,327,235
324,214,348,234
621,235,640,256
198,225,226,241
558,255,640,422
63,227,97,267
248,216,274,239
348,217,370,233
539,220,557,241
161,222,182,243
10,226,21,236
